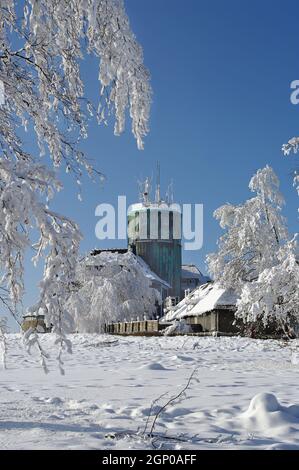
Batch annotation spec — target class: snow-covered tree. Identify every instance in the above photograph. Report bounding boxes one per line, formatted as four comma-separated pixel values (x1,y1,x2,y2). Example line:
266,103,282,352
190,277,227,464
207,166,288,292
0,1,151,366
67,251,161,333
282,139,299,197
208,166,299,336
236,238,299,336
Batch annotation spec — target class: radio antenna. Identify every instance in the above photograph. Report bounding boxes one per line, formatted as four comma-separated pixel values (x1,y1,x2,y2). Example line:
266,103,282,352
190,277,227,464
155,161,161,204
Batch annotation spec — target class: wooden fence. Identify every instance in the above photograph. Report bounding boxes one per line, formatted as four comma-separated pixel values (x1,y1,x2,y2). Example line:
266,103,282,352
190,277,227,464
104,320,168,336
104,320,239,337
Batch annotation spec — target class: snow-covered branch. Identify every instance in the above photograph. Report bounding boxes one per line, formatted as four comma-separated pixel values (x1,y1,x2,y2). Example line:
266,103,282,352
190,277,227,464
207,166,288,291
67,251,161,333
282,138,299,196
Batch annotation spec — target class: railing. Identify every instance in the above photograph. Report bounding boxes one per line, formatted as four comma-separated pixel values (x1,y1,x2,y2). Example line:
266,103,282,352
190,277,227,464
104,319,238,337
104,319,165,335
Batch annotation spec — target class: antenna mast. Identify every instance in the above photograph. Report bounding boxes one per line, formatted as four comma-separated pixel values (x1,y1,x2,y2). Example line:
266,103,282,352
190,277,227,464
166,179,174,205
155,161,161,204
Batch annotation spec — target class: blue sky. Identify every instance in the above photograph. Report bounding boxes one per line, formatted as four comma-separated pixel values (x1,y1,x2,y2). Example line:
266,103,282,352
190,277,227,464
16,0,299,322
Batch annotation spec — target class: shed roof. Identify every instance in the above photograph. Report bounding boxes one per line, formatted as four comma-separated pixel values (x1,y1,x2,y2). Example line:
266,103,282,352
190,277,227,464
166,282,238,321
181,264,202,279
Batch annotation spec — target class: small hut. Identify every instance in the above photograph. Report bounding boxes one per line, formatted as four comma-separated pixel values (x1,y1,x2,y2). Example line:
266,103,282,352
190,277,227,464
165,282,238,334
21,314,51,333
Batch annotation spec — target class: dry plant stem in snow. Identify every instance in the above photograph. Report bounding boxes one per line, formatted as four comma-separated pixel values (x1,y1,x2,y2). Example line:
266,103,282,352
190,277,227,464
143,367,199,438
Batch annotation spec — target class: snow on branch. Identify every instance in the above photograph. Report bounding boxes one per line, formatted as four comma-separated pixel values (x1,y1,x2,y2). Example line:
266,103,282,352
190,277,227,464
206,166,288,292
67,251,161,333
282,138,299,196
282,137,299,156
0,0,151,165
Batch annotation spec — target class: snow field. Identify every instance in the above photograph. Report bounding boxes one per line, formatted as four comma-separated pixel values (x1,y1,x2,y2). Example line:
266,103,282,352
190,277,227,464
0,334,299,449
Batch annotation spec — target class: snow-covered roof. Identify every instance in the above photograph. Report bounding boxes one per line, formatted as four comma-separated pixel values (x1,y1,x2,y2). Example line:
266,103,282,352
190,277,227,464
85,249,171,289
166,282,238,321
181,264,202,279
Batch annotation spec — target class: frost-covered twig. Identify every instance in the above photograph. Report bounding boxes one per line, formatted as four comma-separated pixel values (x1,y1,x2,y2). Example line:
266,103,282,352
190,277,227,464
282,138,299,196
143,367,199,438
0,317,8,368
282,137,299,156
23,328,50,374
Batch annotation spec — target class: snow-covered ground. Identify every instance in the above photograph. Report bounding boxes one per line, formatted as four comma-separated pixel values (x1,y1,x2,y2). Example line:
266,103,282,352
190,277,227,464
0,334,299,450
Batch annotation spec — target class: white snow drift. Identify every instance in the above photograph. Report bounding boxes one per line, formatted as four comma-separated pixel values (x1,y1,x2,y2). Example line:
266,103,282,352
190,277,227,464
0,334,299,450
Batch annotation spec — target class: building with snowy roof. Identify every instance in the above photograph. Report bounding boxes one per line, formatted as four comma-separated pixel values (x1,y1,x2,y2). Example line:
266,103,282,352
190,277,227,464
165,282,238,334
89,248,171,301
90,248,208,313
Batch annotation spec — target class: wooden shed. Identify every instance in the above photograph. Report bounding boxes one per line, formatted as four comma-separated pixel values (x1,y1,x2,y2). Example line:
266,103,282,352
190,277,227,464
165,282,238,335
21,314,51,333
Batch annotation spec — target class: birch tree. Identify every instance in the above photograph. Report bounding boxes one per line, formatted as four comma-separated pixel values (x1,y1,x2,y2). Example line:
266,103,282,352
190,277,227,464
236,237,299,336
208,166,298,335
206,166,288,292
